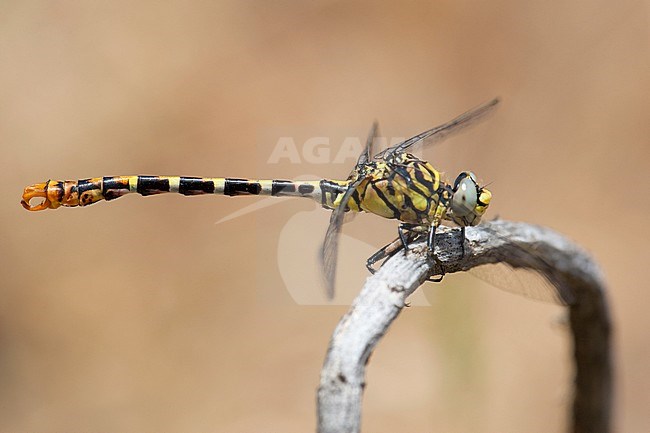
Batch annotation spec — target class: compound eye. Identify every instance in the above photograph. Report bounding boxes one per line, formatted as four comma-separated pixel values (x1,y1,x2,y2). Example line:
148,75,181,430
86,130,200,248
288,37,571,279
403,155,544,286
451,176,478,217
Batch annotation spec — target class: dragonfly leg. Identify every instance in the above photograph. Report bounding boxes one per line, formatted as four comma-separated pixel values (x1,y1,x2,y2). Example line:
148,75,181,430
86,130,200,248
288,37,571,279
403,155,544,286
397,223,424,249
366,257,380,274
398,224,410,249
367,223,425,274
460,226,466,258
427,272,445,283
426,223,446,282
373,223,444,281
366,237,403,274
427,223,437,250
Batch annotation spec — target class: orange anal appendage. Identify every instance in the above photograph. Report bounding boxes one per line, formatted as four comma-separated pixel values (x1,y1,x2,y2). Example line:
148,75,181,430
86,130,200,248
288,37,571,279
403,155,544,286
21,181,79,211
21,182,53,211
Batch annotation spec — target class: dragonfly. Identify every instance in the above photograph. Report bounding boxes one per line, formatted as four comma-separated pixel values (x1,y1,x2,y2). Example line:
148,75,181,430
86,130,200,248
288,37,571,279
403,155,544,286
21,99,499,299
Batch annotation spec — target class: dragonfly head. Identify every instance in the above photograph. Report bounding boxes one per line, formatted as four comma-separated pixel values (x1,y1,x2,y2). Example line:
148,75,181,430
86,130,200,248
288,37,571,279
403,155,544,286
450,172,491,226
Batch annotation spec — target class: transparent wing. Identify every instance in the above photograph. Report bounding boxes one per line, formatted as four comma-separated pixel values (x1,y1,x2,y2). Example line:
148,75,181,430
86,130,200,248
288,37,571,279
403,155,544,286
469,263,569,305
364,223,575,305
376,98,500,159
320,121,380,298
349,121,379,178
321,178,364,299
468,224,576,305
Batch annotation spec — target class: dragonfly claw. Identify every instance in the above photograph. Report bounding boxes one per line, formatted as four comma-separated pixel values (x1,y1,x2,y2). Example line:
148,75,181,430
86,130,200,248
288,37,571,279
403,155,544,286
21,181,53,211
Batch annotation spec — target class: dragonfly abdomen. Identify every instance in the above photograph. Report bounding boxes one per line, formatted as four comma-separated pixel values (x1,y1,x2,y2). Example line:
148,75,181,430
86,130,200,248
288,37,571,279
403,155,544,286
21,175,348,211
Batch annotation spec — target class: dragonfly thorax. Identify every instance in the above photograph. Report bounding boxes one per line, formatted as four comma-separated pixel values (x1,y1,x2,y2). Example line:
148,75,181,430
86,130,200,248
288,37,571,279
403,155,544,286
335,153,491,228
339,153,448,225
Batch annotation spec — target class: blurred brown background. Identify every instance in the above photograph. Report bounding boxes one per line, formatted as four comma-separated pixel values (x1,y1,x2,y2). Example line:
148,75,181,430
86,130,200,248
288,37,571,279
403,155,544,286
1,1,648,432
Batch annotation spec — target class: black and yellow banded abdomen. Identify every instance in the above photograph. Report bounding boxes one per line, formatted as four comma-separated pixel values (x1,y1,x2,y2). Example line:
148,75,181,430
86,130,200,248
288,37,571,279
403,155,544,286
21,175,349,211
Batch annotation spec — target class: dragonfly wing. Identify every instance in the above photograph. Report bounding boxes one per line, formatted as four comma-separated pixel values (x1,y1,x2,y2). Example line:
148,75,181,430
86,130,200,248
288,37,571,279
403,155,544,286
356,121,379,168
378,98,500,159
321,178,364,299
467,223,576,305
469,262,570,305
320,122,380,298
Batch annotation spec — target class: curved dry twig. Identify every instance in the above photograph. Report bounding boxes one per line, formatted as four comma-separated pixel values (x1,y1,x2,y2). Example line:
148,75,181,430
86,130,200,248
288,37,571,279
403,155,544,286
317,220,611,433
